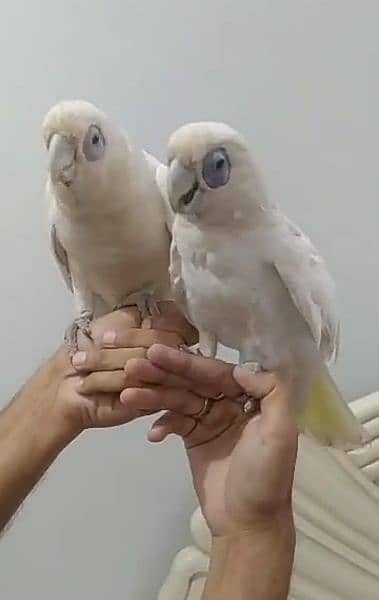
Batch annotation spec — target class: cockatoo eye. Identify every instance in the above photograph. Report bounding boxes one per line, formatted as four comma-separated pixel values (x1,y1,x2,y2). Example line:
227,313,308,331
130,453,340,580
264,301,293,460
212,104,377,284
202,148,231,189
83,125,105,161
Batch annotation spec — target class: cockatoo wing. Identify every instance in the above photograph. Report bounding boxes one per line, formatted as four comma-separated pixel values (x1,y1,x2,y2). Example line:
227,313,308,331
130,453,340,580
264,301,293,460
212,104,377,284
273,216,339,363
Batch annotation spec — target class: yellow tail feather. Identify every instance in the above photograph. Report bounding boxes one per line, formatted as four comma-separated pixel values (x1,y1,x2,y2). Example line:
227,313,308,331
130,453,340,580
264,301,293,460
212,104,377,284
297,370,366,450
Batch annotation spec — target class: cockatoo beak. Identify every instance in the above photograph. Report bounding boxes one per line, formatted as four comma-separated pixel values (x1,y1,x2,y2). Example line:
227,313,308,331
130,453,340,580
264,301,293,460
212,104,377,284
48,134,76,187
168,158,198,213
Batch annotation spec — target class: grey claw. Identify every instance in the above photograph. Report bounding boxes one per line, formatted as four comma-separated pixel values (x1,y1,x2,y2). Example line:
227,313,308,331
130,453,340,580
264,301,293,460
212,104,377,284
179,344,201,355
179,344,192,353
146,297,160,317
137,301,150,320
64,312,93,355
137,295,160,320
114,293,160,320
240,361,262,374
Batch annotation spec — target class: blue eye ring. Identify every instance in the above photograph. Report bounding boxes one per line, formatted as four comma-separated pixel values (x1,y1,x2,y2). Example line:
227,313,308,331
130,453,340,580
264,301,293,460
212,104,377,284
83,125,106,162
202,148,231,189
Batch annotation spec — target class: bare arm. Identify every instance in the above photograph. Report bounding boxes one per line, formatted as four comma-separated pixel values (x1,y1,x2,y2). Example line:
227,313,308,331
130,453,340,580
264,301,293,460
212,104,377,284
204,518,295,600
0,350,77,533
118,346,298,600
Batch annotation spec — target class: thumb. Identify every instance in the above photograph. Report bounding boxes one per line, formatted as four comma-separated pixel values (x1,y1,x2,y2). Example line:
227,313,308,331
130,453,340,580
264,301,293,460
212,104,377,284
234,366,297,429
233,366,276,399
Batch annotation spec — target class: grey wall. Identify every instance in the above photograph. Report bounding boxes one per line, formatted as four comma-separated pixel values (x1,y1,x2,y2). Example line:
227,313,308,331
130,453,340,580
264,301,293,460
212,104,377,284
0,1,378,598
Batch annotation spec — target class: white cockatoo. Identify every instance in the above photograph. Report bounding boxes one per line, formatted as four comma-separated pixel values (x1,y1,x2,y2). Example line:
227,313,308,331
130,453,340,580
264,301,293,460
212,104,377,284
163,121,365,449
43,100,173,351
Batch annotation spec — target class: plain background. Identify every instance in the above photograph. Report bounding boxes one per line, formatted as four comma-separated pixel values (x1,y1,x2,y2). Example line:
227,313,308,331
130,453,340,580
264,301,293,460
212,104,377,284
0,1,378,598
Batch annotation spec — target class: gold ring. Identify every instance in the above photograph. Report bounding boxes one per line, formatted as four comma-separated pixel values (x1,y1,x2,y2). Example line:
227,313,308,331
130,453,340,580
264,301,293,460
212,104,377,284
193,398,213,419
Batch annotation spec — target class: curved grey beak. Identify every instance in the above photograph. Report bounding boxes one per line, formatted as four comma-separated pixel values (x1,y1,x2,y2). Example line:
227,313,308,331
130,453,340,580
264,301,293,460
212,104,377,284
168,159,198,213
48,134,76,186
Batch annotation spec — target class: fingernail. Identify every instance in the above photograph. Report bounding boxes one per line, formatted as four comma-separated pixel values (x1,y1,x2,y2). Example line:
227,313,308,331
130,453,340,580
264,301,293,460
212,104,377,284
103,331,116,345
120,390,128,404
141,318,152,330
72,352,86,367
233,366,251,382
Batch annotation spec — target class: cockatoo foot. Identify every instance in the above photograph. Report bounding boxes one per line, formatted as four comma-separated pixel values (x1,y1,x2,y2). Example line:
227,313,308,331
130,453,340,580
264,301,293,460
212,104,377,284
179,343,203,355
115,291,161,320
64,311,93,355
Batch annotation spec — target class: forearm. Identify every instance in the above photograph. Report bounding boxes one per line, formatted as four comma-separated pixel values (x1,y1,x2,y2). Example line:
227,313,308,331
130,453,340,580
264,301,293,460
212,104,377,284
0,351,78,533
203,514,296,600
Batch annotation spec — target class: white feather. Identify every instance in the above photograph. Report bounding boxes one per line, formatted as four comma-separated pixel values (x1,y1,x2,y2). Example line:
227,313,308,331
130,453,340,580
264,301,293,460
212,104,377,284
45,100,173,318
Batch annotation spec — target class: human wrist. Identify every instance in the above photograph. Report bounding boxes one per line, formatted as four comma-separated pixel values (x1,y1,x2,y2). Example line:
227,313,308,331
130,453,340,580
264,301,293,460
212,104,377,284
46,346,85,442
0,348,82,533
36,347,85,445
208,500,295,539
2,347,82,452
205,512,295,599
212,508,295,549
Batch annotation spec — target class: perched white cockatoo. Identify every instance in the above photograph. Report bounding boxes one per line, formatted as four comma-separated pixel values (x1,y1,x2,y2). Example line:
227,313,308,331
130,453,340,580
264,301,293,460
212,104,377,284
43,100,173,352
163,121,365,449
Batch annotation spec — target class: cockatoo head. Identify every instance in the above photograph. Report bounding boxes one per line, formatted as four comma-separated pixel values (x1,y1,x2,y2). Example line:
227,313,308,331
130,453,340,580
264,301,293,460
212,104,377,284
43,100,127,201
166,122,268,225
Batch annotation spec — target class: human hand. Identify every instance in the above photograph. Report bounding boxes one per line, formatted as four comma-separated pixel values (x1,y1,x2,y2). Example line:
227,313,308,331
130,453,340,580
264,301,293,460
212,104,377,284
55,304,197,434
120,345,298,537
0,306,197,536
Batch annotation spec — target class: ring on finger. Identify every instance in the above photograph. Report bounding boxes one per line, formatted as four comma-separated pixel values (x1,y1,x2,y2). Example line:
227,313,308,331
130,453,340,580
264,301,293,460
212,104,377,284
237,393,259,415
192,397,213,420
